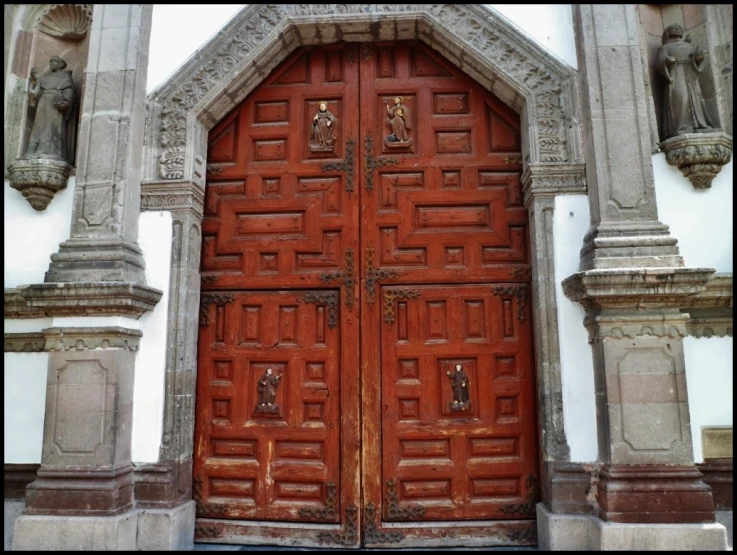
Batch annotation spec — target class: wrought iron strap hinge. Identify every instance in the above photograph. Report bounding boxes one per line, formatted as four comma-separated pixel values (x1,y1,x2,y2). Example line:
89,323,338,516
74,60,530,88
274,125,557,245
385,478,426,520
364,134,398,191
320,248,355,309
317,504,358,546
491,284,528,321
199,293,235,328
365,245,401,304
500,474,538,516
192,474,228,517
364,502,403,544
298,482,338,521
301,291,340,329
321,138,355,193
384,288,421,325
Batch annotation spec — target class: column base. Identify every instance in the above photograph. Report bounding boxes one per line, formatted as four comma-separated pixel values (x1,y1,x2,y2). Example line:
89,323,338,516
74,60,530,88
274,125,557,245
12,508,139,551
45,238,147,283
137,500,196,550
537,503,728,551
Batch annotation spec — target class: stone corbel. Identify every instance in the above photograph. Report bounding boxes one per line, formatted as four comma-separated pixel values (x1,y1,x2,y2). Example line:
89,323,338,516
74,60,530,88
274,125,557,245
680,273,733,337
660,132,733,190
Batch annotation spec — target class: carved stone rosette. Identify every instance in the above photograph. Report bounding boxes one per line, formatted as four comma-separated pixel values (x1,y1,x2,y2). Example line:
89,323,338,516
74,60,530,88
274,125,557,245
8,158,72,211
660,132,733,190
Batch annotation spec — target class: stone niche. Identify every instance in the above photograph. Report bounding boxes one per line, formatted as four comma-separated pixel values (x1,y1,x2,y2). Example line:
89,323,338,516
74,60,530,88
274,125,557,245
638,4,733,189
5,4,92,210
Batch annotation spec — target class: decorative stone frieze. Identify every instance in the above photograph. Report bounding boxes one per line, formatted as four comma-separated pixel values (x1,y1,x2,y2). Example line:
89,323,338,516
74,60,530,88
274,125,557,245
145,4,583,185
42,327,142,352
521,163,587,205
7,158,72,211
4,333,46,353
680,273,733,337
37,4,92,41
140,180,205,219
21,282,162,319
660,132,733,189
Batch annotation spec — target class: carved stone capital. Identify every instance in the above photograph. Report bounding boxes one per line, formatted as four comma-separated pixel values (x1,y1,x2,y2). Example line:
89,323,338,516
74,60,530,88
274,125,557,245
660,132,733,190
563,268,715,311
7,158,72,211
141,180,205,220
521,163,587,205
21,282,162,319
4,333,46,352
42,327,142,351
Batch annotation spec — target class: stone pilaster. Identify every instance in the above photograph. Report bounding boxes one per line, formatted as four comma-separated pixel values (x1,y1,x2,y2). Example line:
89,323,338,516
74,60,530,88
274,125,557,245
45,5,153,284
573,5,683,270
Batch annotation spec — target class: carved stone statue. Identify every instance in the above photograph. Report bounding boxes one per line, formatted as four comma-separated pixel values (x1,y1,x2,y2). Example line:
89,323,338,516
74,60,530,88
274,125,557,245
309,101,336,152
254,368,282,415
447,364,471,412
25,56,77,163
656,24,714,139
385,96,412,143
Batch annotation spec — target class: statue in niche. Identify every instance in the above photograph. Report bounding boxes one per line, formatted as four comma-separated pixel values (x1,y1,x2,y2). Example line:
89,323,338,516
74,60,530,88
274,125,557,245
447,364,471,412
309,101,337,153
385,96,412,145
25,56,77,164
254,368,282,415
656,24,715,140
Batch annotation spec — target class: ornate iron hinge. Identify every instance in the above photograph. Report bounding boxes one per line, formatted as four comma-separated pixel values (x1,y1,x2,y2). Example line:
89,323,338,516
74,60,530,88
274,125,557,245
321,138,355,193
199,293,235,327
508,266,532,280
317,504,358,546
384,288,421,325
364,134,398,191
385,478,426,520
302,291,340,329
365,245,401,304
362,43,373,61
500,474,538,516
298,482,338,521
320,248,355,309
506,525,538,543
504,154,522,165
346,45,357,66
491,284,528,321
194,525,220,539
364,502,403,544
192,474,228,517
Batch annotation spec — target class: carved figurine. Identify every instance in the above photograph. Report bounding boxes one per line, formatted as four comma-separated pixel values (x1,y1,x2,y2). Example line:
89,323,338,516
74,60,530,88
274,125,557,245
25,56,77,164
447,364,471,412
309,101,337,152
656,24,715,139
385,96,412,143
254,367,282,415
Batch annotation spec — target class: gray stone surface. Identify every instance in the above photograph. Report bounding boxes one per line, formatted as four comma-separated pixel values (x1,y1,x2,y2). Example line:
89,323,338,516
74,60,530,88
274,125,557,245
537,502,595,551
716,511,733,550
137,500,196,551
594,519,728,551
12,510,139,551
4,500,25,551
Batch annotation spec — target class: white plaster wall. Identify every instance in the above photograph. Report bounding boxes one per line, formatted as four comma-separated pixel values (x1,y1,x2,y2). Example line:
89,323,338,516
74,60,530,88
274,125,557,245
653,155,733,273
683,336,733,463
131,210,173,463
554,195,599,462
4,353,48,463
147,5,575,93
4,176,75,288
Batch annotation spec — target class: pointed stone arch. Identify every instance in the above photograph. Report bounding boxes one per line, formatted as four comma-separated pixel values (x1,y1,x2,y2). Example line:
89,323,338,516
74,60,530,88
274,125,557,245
140,5,586,507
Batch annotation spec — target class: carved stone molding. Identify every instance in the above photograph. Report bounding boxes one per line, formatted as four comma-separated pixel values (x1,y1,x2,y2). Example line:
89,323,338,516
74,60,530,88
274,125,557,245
37,4,92,41
682,272,733,338
20,282,163,319
4,333,46,353
7,158,72,211
145,4,582,185
141,180,205,220
42,327,142,351
660,132,733,189
521,163,587,206
4,288,47,319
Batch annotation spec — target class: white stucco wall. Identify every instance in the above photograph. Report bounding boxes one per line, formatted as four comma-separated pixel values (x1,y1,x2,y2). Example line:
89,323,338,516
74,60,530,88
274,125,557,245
4,177,75,288
3,352,48,463
132,210,173,463
554,195,598,462
683,336,733,463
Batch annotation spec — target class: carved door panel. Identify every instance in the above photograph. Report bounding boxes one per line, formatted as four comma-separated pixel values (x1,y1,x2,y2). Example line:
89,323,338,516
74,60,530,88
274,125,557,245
379,284,537,521
195,290,341,521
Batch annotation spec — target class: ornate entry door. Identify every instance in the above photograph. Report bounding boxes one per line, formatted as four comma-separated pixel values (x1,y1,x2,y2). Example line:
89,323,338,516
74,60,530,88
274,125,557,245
195,41,537,546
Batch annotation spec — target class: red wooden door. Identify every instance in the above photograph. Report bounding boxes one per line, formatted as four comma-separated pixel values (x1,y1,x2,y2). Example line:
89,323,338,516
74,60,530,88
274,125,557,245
195,40,536,542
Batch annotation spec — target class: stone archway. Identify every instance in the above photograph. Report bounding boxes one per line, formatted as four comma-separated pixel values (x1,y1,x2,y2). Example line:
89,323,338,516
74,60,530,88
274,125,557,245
140,4,587,547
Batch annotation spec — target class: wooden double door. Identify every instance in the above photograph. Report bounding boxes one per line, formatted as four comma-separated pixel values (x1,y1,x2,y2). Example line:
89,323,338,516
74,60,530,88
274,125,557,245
194,41,538,545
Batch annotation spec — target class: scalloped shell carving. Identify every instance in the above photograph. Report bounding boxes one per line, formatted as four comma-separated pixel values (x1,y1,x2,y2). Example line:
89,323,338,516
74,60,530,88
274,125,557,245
37,4,92,40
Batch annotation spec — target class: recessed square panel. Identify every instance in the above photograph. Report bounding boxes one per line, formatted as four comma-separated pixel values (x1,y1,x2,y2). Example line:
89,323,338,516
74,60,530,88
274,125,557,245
211,439,257,458
212,399,231,420
306,362,326,382
495,356,517,378
304,402,324,423
436,131,472,154
399,398,420,421
254,101,289,124
397,359,419,380
253,138,288,162
213,360,233,381
497,396,519,422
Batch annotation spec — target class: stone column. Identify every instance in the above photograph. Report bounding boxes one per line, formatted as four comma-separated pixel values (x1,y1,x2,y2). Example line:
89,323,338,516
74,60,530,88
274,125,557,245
574,4,682,270
44,5,152,285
